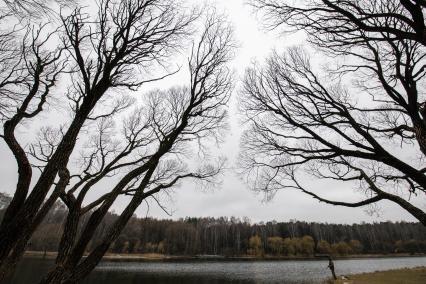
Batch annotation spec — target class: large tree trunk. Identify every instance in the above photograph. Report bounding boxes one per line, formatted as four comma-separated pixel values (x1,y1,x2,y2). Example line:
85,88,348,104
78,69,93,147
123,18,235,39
39,188,134,283
0,90,108,276
0,169,70,282
1,120,32,228
39,200,141,284
40,165,159,284
65,173,159,283
55,203,80,265
40,266,72,284
0,247,28,281
0,231,32,282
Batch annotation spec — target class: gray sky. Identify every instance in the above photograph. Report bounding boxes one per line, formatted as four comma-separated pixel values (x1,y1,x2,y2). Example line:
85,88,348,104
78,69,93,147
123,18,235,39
0,0,424,224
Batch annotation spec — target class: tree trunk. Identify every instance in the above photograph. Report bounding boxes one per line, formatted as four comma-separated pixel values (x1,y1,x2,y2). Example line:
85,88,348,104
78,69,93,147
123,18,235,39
56,203,80,265
40,266,72,284
0,170,70,282
44,166,159,283
0,98,97,258
413,119,426,158
0,227,32,282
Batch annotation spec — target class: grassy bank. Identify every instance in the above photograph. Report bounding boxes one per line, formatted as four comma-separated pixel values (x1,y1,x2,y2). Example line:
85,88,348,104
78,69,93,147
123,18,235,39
332,267,426,284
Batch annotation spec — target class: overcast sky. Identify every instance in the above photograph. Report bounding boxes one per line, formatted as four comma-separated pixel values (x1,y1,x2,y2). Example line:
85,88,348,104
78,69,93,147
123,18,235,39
0,0,424,224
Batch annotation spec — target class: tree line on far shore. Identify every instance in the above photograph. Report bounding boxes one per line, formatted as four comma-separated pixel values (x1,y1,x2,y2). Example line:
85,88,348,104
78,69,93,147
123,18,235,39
2,199,424,257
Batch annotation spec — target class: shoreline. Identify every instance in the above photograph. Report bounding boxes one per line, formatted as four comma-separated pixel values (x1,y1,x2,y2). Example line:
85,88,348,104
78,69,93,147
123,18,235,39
24,251,426,262
332,266,426,283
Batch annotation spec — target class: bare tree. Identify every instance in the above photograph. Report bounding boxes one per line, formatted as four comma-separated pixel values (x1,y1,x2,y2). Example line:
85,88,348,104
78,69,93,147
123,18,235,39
241,0,426,225
0,0,195,280
37,12,234,284
1,0,77,18
0,14,26,120
251,0,426,46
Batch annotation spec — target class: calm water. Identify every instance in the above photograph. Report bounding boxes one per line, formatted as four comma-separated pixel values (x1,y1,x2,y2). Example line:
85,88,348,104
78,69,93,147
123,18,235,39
11,256,426,284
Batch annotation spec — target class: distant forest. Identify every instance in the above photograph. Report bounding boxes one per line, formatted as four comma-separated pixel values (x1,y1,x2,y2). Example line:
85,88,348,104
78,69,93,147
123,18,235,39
0,195,424,257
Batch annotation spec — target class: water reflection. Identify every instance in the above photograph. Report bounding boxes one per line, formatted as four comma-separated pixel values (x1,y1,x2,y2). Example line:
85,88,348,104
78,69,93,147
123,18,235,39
11,256,426,284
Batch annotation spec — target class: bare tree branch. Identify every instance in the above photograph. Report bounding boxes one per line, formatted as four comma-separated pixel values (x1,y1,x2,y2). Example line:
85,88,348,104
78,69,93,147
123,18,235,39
242,0,426,225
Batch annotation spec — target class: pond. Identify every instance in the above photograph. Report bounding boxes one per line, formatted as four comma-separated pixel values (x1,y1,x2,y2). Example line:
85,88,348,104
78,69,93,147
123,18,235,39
11,256,426,284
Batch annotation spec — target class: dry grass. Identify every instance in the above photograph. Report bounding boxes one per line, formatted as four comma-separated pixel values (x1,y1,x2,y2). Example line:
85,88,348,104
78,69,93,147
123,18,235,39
331,267,426,284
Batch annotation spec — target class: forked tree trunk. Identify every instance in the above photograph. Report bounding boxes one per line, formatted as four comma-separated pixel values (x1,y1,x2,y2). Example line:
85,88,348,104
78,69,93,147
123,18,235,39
0,170,70,283
39,165,159,284
61,200,147,283
0,94,108,280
